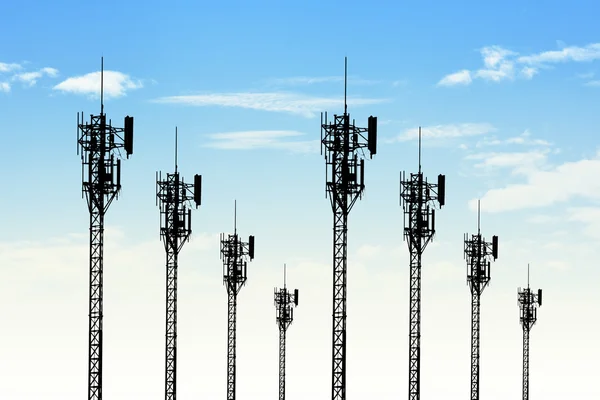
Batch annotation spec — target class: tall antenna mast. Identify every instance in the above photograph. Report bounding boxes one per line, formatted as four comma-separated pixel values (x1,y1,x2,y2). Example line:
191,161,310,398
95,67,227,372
518,265,543,400
320,57,378,400
344,57,348,115
400,132,446,400
100,57,104,116
464,202,498,400
221,207,255,400
234,200,237,235
76,58,135,400
284,263,287,289
156,129,202,400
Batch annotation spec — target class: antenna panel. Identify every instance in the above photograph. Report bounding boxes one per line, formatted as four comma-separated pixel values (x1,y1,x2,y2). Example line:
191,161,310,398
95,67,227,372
492,235,499,259
368,116,377,156
116,158,121,188
538,289,542,307
360,159,364,188
124,116,134,156
437,174,446,207
194,174,202,206
431,208,435,232
248,235,255,260
294,289,299,306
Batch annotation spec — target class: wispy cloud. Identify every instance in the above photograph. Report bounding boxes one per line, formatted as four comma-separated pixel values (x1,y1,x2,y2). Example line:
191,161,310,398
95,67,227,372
153,92,387,118
12,67,59,87
464,149,550,176
204,130,319,153
585,80,600,87
0,62,22,73
266,75,380,86
53,70,143,99
0,82,9,93
469,150,600,213
439,42,600,86
475,129,552,147
391,123,495,141
437,70,472,86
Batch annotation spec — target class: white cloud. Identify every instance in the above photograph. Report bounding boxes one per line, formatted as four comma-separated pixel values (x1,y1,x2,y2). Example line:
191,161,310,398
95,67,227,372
440,42,600,86
53,70,143,99
12,67,59,86
465,149,549,175
567,207,600,240
153,92,387,118
469,154,600,212
204,130,319,153
0,82,9,92
475,129,552,147
393,122,495,141
0,62,21,73
518,43,600,64
585,80,600,87
437,69,472,86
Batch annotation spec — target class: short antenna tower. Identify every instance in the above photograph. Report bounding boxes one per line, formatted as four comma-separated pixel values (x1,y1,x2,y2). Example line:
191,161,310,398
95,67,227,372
320,57,378,400
274,264,299,400
399,126,446,400
156,128,202,400
76,58,135,400
463,200,498,400
518,264,543,400
220,203,255,400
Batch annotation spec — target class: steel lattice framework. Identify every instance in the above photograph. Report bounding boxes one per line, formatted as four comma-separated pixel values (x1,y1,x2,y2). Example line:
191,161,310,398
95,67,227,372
399,130,445,400
156,133,201,400
221,208,254,400
274,265,299,400
518,265,542,400
321,57,377,400
464,203,498,400
76,58,134,400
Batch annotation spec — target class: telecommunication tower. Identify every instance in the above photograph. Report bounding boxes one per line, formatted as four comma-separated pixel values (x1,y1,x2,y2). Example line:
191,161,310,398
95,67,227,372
399,128,445,400
517,264,542,400
156,128,202,400
463,200,498,400
320,57,377,400
76,57,134,400
220,202,255,400
273,264,299,400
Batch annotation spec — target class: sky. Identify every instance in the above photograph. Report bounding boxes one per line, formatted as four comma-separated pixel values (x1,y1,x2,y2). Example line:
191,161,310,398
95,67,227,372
1,0,599,399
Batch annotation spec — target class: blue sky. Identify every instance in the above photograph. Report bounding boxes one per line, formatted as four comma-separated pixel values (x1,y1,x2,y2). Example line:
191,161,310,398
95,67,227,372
1,1,600,399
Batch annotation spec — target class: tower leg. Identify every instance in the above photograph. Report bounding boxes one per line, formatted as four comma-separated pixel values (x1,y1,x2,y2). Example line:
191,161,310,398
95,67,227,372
279,328,286,400
407,241,422,400
470,290,481,400
88,202,104,400
165,247,178,400
331,204,348,400
522,328,530,400
227,288,237,400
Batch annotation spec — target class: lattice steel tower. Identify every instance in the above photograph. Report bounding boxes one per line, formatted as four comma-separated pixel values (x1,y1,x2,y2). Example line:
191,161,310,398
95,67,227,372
274,264,299,400
399,128,445,400
320,57,377,400
156,128,202,400
464,200,498,400
518,264,542,400
220,202,255,400
76,58,134,400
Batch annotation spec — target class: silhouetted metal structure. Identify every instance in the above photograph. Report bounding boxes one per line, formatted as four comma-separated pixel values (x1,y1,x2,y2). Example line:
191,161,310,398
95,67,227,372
220,202,255,400
464,200,498,400
320,57,377,400
518,264,542,400
274,264,299,400
156,128,202,400
76,58,134,400
399,128,445,400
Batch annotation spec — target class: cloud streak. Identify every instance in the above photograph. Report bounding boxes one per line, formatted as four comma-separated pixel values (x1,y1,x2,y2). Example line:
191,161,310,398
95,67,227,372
204,130,319,153
438,42,600,86
153,92,387,118
53,70,143,98
392,123,496,142
13,67,59,87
